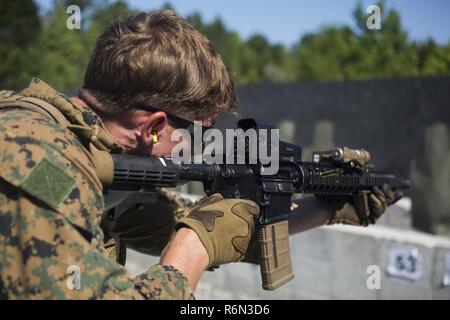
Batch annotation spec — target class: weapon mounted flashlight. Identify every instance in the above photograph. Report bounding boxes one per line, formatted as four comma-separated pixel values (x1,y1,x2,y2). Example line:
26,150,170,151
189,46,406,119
313,147,371,167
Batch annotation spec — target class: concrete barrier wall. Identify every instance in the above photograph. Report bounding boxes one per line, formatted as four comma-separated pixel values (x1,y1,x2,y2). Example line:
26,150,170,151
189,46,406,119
126,208,450,300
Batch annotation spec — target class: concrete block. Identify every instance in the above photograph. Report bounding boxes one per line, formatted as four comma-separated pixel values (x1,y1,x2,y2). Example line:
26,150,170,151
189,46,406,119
380,277,432,299
124,217,450,300
292,256,333,299
330,229,381,299
196,281,258,300
220,262,260,297
291,227,333,262
379,240,433,289
431,247,450,299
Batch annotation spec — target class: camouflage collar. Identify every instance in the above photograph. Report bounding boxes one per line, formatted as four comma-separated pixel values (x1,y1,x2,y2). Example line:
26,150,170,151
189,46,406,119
19,78,127,154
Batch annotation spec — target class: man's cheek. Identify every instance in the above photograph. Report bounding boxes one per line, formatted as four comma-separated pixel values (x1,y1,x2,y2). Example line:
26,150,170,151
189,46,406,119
153,139,185,158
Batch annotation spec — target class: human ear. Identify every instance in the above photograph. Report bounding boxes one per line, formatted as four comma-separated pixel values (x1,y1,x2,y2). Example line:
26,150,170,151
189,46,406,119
140,111,168,146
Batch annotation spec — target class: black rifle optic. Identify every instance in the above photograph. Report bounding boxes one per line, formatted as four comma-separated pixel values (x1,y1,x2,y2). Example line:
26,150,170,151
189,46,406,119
103,118,410,290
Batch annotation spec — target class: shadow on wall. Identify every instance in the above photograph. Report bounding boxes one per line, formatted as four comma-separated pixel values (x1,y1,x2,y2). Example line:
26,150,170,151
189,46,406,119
410,123,450,234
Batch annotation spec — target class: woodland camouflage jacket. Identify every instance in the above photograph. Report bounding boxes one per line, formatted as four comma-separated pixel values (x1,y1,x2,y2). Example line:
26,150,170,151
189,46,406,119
0,79,193,299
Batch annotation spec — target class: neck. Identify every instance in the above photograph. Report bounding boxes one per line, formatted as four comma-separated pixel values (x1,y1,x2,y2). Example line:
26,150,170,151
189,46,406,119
72,92,137,151
78,89,106,114
103,120,140,151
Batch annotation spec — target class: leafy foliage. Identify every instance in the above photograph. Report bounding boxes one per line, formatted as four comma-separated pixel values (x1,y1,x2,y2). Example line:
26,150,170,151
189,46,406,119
0,0,449,91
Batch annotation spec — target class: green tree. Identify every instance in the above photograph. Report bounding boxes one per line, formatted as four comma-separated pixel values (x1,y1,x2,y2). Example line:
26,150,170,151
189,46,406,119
246,34,293,82
293,26,359,81
32,1,88,91
30,0,136,92
291,0,450,81
2,0,449,90
88,0,137,36
0,0,41,89
420,43,450,75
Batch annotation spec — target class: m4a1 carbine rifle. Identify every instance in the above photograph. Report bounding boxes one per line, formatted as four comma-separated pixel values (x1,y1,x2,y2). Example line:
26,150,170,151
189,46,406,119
100,119,410,291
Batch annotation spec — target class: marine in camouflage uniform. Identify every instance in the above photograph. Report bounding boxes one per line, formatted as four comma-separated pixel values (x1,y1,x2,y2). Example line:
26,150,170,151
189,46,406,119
0,79,193,299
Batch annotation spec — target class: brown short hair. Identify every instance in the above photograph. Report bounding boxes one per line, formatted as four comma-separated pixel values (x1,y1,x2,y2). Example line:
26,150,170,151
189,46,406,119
81,10,236,121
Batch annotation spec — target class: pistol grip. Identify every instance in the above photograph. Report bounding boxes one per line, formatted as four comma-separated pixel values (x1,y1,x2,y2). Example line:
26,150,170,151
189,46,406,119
257,220,294,290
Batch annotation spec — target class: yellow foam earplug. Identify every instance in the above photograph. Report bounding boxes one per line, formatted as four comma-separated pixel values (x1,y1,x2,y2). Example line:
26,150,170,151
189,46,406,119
152,128,158,143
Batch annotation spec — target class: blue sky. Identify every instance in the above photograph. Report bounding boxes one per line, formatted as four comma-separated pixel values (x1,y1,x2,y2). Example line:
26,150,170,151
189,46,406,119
36,0,450,46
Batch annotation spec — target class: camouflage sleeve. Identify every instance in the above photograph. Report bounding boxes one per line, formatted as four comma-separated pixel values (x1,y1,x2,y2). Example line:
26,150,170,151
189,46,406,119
0,109,193,299
158,188,197,221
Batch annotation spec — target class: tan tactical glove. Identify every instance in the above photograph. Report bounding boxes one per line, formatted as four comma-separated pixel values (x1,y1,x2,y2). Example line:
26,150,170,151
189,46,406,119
317,184,404,226
174,193,260,268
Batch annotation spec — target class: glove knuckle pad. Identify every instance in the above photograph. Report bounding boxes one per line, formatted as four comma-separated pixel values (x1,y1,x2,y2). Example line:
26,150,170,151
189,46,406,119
232,236,250,255
189,209,224,232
